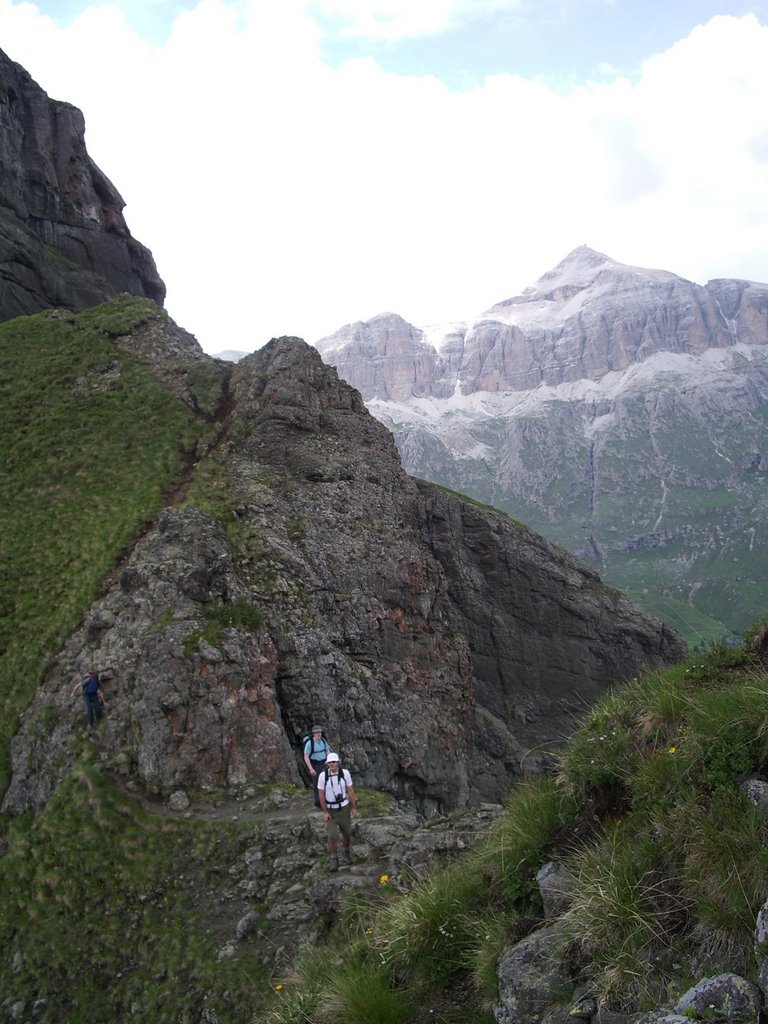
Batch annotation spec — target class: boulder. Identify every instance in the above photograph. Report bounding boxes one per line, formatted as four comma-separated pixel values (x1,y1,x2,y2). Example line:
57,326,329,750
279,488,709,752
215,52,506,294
674,974,761,1023
494,923,575,1024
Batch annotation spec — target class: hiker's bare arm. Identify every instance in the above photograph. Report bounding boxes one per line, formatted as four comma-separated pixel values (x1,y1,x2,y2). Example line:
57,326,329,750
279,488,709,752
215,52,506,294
348,784,357,817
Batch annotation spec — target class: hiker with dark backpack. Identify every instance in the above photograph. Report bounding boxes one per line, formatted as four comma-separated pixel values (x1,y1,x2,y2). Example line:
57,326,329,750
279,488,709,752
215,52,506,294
303,725,329,807
70,669,106,728
317,752,357,871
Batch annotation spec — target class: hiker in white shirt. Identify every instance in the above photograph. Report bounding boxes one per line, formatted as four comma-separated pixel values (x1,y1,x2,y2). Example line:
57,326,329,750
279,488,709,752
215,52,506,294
317,752,357,872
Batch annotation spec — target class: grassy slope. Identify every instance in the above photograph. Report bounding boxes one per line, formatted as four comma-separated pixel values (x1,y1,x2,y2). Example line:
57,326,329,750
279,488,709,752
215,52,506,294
0,298,215,793
0,753,261,1023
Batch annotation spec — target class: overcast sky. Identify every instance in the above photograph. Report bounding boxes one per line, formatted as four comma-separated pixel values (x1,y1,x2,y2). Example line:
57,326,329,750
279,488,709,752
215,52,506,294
2,0,768,355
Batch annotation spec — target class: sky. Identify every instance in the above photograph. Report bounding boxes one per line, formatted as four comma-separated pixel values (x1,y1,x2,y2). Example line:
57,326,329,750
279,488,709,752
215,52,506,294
2,0,768,355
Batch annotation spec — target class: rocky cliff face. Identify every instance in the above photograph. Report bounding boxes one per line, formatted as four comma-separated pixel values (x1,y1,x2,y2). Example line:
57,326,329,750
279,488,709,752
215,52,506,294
317,312,453,401
315,248,768,643
0,47,165,321
2,331,683,820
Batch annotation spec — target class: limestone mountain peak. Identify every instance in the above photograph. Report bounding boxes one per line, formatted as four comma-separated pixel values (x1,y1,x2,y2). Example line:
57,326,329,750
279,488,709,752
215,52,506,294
317,246,768,402
316,310,426,357
483,246,689,332
518,244,626,296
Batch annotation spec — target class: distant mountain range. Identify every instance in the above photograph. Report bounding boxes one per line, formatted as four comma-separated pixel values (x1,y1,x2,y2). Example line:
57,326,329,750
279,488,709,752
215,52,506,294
315,247,768,646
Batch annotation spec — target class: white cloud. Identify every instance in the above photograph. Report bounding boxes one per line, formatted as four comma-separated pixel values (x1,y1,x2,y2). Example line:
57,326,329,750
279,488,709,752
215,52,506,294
1,2,767,353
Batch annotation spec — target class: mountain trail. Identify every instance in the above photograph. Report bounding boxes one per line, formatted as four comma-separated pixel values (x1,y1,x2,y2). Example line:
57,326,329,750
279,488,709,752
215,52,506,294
96,761,472,970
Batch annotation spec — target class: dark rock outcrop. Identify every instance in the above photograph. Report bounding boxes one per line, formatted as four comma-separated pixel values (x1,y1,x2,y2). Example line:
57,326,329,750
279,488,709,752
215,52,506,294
0,47,165,322
2,335,685,819
417,485,681,797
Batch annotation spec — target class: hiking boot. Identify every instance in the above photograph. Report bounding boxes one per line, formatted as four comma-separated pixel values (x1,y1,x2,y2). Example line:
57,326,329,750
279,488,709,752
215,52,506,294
329,856,339,872
340,849,352,865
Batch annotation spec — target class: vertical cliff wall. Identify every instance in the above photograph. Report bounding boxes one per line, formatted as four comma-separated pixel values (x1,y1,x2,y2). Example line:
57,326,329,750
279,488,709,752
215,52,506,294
0,47,165,321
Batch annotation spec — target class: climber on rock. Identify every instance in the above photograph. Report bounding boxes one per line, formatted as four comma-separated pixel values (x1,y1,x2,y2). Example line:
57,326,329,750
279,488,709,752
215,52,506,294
70,669,106,728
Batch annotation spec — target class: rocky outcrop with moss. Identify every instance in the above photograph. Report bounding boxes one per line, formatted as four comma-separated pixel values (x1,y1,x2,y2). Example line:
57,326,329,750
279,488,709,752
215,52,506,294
2,326,684,822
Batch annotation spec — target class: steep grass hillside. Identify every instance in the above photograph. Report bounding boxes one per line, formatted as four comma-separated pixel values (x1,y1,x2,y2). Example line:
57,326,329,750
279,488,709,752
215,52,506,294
0,298,221,792
263,628,768,1023
0,757,264,1021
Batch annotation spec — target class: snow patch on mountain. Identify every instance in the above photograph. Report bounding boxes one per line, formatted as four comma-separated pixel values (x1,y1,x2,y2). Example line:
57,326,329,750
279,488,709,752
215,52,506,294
212,349,250,362
370,344,768,438
421,320,468,353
